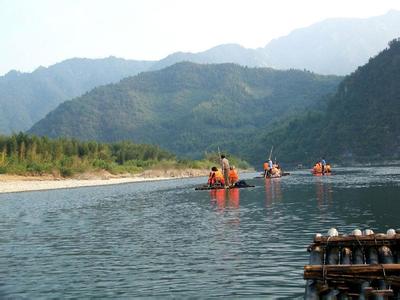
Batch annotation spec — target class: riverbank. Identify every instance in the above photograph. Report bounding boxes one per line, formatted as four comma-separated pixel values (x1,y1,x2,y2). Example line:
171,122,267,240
0,168,210,194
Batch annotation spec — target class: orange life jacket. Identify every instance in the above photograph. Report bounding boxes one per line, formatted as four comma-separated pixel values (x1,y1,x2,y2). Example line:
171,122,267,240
314,163,322,173
229,169,239,183
208,171,216,185
215,170,225,184
263,162,269,170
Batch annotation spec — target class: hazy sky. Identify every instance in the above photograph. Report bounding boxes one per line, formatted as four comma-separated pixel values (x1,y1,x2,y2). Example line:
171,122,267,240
1,0,400,75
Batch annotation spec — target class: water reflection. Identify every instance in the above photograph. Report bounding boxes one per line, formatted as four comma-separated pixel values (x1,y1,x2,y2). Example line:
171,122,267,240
210,189,227,210
2,168,400,298
209,188,240,226
314,178,333,208
264,178,282,207
228,189,240,209
209,188,240,210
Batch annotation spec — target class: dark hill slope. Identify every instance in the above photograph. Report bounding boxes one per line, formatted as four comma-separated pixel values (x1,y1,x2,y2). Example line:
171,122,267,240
251,38,400,164
29,63,340,158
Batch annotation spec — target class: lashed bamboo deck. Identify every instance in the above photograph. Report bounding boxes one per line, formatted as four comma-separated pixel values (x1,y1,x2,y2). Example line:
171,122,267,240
304,230,400,298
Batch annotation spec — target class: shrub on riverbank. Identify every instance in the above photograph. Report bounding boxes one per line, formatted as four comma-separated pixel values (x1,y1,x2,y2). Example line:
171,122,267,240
0,133,250,177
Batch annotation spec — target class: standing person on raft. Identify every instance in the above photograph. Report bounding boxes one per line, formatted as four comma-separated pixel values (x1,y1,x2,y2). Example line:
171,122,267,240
265,158,273,177
321,157,327,175
221,154,230,187
263,160,269,178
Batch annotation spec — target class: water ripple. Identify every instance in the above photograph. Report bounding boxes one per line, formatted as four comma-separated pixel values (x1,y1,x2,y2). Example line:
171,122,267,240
1,167,400,298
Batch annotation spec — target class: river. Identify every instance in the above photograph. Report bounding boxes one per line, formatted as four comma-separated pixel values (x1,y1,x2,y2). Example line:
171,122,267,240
1,166,400,298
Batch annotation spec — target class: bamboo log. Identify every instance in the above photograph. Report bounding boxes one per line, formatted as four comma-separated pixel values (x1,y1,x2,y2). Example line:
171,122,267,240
304,232,400,297
352,247,365,264
366,247,379,264
364,287,394,297
326,246,340,265
309,246,323,265
312,234,400,247
341,247,352,265
305,264,400,274
370,290,394,297
304,264,400,285
306,273,400,284
378,245,394,264
304,246,323,299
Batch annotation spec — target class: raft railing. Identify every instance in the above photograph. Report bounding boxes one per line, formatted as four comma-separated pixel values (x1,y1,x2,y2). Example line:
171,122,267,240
304,228,400,299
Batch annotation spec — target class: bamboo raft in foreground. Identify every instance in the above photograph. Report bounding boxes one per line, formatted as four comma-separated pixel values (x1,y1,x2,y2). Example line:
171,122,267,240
304,228,400,299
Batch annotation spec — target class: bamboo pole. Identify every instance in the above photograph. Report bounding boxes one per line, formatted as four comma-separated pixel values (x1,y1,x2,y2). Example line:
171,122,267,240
268,145,273,160
304,264,400,285
305,264,400,273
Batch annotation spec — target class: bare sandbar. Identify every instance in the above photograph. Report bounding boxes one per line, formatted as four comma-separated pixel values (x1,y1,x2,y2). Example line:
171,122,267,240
0,169,209,194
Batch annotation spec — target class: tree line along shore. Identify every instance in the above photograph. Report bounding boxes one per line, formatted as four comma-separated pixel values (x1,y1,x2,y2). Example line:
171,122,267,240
0,133,251,179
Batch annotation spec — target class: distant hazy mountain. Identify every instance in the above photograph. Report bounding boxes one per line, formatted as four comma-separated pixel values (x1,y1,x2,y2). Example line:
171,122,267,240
152,11,400,76
249,38,400,164
29,62,340,158
0,57,154,134
150,44,269,70
262,10,400,75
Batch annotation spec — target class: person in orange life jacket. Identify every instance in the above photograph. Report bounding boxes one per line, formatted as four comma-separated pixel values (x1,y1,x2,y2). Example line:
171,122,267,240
313,162,322,173
207,166,225,186
263,161,269,178
228,166,239,186
325,164,331,173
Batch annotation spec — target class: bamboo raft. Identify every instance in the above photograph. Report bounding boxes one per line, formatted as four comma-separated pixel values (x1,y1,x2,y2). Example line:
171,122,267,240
194,184,255,190
253,172,290,179
304,228,400,299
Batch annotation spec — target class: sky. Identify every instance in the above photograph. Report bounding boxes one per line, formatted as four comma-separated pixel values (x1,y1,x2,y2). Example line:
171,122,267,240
1,0,400,75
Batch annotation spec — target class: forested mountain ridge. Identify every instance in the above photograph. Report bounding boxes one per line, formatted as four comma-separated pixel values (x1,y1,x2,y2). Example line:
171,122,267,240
0,57,153,134
250,38,400,164
29,62,341,159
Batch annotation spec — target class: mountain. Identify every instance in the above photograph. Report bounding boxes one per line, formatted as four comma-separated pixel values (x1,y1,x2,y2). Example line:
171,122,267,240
29,62,341,159
151,44,269,70
0,45,268,135
251,38,400,164
262,10,400,75
0,57,154,134
152,10,400,76
3,11,399,135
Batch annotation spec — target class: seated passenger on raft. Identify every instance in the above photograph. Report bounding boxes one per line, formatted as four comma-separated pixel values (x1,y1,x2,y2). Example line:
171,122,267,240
312,161,331,174
228,166,239,186
208,166,225,187
271,162,281,177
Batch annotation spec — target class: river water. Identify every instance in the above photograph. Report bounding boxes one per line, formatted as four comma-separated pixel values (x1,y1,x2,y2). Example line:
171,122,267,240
1,166,400,298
